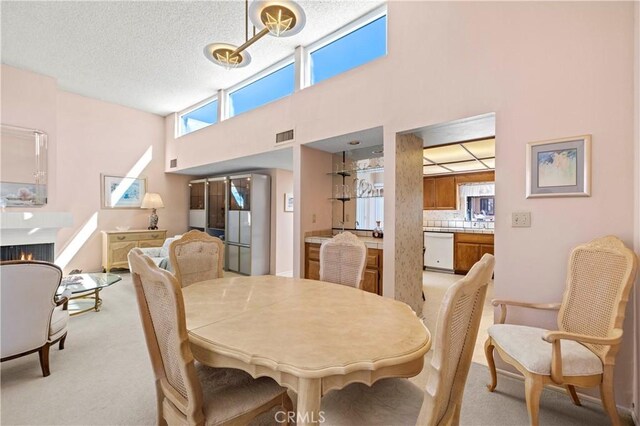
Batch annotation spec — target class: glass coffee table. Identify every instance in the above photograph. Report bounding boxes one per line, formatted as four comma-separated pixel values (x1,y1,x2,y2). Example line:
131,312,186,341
57,273,122,316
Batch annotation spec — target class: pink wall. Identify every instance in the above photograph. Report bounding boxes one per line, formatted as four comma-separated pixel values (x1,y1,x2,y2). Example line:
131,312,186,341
1,64,190,273
163,2,638,408
255,168,294,276
294,145,332,277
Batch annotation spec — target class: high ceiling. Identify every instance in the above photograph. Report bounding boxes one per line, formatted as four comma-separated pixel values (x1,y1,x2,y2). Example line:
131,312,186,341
1,0,383,116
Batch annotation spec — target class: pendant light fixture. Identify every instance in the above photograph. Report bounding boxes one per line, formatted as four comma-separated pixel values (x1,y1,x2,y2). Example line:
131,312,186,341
204,0,306,69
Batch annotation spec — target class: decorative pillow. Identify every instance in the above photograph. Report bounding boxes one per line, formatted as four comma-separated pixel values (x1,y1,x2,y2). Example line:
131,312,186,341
159,235,182,258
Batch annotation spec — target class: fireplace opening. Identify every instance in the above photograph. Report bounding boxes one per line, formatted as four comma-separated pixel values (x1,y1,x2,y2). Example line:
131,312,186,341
1,243,54,262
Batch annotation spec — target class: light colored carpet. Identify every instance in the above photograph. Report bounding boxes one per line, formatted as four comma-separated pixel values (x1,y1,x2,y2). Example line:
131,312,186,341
1,272,632,425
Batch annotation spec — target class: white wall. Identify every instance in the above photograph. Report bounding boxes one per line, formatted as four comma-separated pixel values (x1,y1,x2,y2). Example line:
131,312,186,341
163,2,638,408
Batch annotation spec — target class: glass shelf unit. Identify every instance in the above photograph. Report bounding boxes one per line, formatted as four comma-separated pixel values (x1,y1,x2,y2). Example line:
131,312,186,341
326,166,385,177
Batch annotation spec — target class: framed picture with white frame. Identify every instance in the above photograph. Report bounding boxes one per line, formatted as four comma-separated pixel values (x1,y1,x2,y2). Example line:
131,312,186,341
526,135,591,198
101,174,147,208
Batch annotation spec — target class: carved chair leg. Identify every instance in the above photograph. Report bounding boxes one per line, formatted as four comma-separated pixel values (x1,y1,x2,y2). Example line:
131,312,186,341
451,403,461,426
600,367,620,426
38,343,51,377
566,385,581,406
524,374,543,426
59,333,67,350
484,338,498,392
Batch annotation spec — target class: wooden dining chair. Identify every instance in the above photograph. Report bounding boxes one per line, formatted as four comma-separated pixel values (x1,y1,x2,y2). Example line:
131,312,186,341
320,254,495,425
485,236,638,426
169,230,224,287
128,248,292,425
319,231,367,289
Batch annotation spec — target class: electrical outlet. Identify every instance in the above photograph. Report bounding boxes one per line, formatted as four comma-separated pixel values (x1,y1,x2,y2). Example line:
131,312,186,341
512,212,531,227
312,213,316,224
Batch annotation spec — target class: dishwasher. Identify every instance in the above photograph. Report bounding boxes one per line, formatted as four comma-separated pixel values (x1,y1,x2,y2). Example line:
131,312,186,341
424,232,454,272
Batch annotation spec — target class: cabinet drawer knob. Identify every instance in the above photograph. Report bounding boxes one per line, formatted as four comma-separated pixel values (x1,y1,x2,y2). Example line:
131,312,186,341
117,236,125,240
151,234,159,239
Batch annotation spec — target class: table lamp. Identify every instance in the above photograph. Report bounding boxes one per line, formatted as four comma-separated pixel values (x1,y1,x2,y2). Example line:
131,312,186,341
141,192,164,230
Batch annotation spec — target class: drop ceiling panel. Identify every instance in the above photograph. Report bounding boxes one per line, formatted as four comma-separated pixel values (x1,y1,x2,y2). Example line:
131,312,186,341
422,144,474,164
483,158,495,168
445,160,488,172
463,138,495,159
423,165,451,175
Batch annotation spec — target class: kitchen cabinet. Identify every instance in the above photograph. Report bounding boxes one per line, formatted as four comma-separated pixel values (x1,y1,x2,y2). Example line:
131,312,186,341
305,242,382,295
454,232,494,274
423,176,456,210
423,171,495,211
423,178,435,209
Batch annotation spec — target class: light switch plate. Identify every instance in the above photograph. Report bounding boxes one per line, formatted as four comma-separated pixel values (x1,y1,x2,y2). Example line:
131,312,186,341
512,212,531,227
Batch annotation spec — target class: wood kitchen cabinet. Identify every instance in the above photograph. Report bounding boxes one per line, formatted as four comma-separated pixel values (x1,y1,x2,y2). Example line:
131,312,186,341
305,242,383,295
423,176,456,210
454,232,494,274
423,171,495,211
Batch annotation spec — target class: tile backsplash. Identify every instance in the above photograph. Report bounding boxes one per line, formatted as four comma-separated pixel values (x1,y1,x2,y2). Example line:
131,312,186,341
423,206,495,229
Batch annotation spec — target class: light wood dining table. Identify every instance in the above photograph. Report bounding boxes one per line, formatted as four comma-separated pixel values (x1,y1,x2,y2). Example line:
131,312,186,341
183,275,431,426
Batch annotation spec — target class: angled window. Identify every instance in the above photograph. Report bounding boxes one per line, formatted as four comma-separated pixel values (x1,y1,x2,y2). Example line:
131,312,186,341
310,14,387,85
178,99,218,136
229,62,294,117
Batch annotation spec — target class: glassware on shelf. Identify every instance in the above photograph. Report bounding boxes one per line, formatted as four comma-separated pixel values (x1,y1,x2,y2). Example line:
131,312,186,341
335,184,351,200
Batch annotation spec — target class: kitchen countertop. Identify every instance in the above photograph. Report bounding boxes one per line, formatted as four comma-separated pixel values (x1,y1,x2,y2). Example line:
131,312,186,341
423,227,494,235
304,235,384,249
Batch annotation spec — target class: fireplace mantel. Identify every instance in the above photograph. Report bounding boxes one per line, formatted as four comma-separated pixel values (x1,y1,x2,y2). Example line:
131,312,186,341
0,212,73,246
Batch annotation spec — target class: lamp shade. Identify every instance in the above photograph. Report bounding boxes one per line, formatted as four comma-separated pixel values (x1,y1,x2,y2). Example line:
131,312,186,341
141,193,164,209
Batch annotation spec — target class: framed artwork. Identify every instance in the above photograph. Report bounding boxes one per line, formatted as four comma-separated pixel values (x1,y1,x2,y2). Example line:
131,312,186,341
102,174,147,208
526,135,591,198
284,192,294,212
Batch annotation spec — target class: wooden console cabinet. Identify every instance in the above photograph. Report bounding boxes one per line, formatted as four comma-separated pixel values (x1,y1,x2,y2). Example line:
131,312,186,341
305,242,383,295
454,232,494,275
102,229,167,272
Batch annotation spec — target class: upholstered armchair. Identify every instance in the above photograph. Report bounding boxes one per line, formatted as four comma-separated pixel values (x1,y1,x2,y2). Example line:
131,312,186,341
169,230,224,287
485,236,638,426
1,260,69,377
138,234,182,272
319,232,367,289
128,248,292,425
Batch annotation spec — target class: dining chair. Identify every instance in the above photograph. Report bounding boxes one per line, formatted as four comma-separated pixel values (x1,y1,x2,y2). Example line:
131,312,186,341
319,231,367,289
485,236,638,426
0,260,69,377
169,230,224,287
128,248,292,425
320,253,495,425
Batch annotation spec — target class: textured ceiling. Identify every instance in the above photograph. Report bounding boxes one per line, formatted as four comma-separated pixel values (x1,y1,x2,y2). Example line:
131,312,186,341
1,0,383,116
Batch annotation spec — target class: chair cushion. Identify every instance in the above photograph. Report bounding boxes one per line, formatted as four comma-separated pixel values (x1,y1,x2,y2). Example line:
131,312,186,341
49,306,69,340
488,324,602,376
196,364,286,425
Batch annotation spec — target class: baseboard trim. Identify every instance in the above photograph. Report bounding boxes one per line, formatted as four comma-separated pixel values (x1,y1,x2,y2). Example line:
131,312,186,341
495,367,634,417
276,270,293,277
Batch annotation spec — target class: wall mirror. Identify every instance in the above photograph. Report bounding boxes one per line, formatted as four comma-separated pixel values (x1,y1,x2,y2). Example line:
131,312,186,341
0,124,48,207
332,144,384,231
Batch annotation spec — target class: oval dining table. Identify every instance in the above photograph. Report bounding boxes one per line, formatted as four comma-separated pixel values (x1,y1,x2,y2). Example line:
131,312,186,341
182,275,431,426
